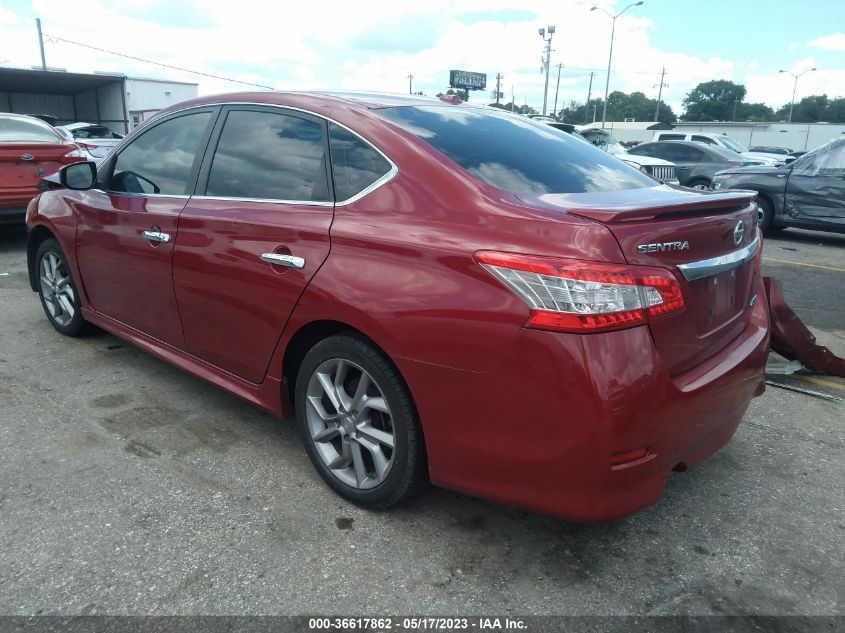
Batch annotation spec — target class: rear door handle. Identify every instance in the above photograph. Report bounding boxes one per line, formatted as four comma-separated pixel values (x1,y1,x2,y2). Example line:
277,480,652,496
260,253,305,269
143,230,171,243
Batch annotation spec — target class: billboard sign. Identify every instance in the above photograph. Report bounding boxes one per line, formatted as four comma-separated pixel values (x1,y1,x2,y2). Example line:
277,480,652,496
449,70,487,91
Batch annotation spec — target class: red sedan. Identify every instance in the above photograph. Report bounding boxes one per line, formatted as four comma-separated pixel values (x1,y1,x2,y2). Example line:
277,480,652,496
25,92,769,521
0,113,86,224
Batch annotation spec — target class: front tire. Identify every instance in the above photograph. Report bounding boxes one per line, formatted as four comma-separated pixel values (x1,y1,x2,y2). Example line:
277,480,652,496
688,179,711,191
756,196,781,235
294,334,428,509
35,238,92,337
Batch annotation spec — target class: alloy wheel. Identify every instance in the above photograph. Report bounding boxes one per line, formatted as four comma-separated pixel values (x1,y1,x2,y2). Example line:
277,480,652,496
305,358,396,490
39,251,75,327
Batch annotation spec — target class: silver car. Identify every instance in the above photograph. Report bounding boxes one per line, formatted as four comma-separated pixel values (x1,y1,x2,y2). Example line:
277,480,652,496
56,123,124,161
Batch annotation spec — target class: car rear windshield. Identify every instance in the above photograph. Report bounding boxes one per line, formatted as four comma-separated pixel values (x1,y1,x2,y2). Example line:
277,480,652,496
377,106,654,194
0,117,62,143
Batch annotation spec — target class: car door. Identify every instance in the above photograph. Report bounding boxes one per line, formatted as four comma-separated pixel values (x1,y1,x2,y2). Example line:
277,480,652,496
784,140,845,228
74,108,218,349
172,106,334,383
658,144,702,185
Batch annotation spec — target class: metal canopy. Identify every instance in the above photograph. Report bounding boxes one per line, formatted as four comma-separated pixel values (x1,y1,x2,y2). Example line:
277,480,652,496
0,67,124,95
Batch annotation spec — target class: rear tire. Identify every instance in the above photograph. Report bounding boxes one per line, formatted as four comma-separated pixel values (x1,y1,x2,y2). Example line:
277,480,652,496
35,238,93,337
294,334,428,509
688,179,711,191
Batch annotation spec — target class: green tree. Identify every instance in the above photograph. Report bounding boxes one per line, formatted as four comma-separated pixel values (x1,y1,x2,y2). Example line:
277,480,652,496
827,97,845,123
557,93,676,125
775,95,830,122
682,80,747,121
735,102,775,122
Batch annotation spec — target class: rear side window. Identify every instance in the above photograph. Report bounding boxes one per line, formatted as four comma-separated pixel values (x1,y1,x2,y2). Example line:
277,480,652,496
206,110,330,202
691,135,715,145
793,139,845,177
0,116,62,143
109,111,212,195
329,123,392,201
379,106,653,194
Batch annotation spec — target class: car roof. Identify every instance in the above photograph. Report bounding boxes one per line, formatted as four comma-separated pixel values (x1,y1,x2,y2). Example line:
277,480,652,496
157,90,468,114
0,112,53,125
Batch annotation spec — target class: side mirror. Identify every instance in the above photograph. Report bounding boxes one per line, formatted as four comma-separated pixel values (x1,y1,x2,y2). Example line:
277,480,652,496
60,161,98,190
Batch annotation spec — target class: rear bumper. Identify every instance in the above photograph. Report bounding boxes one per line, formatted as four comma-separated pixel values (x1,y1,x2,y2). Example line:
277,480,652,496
398,277,770,522
0,205,28,225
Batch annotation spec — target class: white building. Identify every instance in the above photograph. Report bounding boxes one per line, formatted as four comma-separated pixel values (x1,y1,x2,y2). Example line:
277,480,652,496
126,77,198,127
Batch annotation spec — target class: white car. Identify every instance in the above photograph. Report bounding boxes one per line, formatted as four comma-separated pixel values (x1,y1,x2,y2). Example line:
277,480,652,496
578,127,679,183
651,131,786,166
56,123,124,161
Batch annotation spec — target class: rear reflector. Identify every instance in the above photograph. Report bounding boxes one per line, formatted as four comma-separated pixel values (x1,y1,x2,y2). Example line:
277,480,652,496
610,447,651,466
475,251,685,333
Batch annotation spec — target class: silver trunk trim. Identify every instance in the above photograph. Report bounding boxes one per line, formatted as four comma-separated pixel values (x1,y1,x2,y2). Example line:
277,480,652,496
676,236,760,281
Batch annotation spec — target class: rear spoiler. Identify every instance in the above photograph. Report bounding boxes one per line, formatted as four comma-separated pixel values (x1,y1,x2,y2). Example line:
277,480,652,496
567,192,756,223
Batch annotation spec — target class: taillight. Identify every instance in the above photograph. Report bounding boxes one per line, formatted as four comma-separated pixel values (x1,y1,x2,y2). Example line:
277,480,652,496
475,251,685,333
59,148,86,164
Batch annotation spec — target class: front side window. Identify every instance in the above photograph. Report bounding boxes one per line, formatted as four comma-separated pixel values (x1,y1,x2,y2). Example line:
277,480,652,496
0,116,63,143
329,123,392,201
206,110,330,202
109,111,212,195
658,134,686,141
378,106,654,194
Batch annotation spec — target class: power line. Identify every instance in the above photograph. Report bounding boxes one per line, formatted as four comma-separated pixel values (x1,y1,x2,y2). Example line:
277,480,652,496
43,33,274,90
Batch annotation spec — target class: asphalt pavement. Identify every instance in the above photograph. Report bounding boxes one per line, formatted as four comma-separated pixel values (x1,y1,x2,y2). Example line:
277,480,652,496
0,224,843,617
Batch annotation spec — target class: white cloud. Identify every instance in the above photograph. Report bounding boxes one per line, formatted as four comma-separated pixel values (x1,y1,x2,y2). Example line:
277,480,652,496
808,32,845,51
0,0,841,117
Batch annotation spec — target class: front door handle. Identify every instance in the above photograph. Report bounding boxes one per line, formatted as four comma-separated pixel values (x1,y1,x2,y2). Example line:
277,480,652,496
260,253,305,269
143,230,171,243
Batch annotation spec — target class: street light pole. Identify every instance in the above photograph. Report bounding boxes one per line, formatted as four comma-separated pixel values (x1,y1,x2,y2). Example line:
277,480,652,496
538,26,555,116
407,74,414,95
591,2,643,129
779,67,816,123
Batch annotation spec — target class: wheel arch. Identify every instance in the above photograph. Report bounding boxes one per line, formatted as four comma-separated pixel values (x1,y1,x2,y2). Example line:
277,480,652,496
27,224,57,291
281,320,416,418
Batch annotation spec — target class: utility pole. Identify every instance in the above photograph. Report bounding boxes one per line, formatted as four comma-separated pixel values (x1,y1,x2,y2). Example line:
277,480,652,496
732,99,739,121
407,74,414,95
653,66,667,122
495,73,503,105
585,71,594,124
552,63,564,120
36,18,47,70
538,26,555,116
511,85,515,112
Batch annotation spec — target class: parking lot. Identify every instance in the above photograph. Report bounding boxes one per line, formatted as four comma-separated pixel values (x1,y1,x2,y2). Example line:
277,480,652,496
0,224,843,617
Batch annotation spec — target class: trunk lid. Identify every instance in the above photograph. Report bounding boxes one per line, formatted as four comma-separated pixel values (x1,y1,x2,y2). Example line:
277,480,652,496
0,142,73,190
518,187,760,375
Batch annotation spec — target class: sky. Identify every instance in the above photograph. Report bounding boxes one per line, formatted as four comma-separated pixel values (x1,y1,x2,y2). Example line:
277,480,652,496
1,0,844,116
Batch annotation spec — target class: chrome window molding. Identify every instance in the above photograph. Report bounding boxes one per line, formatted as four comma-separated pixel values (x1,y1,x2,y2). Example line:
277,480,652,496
192,195,334,207
149,101,399,207
92,189,190,199
677,235,760,281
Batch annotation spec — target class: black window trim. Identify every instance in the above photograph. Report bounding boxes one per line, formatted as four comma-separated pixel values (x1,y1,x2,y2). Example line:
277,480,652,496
194,105,334,206
97,106,221,198
182,102,398,207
